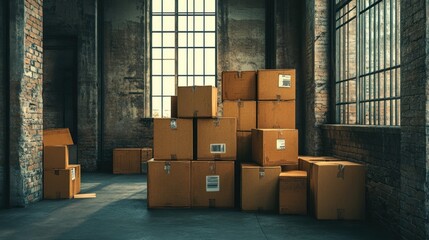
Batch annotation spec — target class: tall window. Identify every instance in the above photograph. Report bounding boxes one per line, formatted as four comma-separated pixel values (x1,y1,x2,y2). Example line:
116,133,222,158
152,0,217,118
334,0,400,125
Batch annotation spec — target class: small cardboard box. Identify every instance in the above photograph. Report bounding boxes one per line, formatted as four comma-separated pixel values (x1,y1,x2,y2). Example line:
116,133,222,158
154,119,193,160
257,100,295,129
257,69,296,100
147,159,191,208
44,168,75,199
178,86,217,118
222,71,256,100
113,148,142,174
69,164,81,195
237,131,252,162
223,101,256,131
43,128,75,170
279,170,307,215
313,161,365,220
241,163,281,212
197,118,237,160
252,129,298,166
191,161,235,208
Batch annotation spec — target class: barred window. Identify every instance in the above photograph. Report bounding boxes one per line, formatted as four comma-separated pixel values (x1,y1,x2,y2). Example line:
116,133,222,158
151,0,217,118
334,0,400,125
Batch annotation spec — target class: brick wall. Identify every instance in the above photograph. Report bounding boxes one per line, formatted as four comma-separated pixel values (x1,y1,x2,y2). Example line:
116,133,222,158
322,125,401,237
9,0,43,207
0,0,7,208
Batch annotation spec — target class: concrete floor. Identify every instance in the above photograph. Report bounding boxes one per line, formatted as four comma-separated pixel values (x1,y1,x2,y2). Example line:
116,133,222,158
0,173,395,240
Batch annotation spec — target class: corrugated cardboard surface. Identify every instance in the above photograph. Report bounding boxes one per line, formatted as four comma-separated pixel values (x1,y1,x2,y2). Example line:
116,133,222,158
237,131,252,162
113,148,142,174
241,163,281,211
223,101,256,131
177,86,217,118
281,162,299,172
257,69,296,100
257,100,295,129
171,96,178,118
313,161,365,220
44,145,69,170
43,128,74,146
148,159,191,208
191,161,235,208
222,71,256,100
154,119,193,160
252,129,298,166
141,148,153,161
279,171,307,215
69,164,81,195
44,169,74,199
197,118,237,160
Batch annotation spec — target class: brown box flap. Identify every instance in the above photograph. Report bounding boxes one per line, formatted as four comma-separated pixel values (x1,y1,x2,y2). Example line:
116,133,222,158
44,128,74,146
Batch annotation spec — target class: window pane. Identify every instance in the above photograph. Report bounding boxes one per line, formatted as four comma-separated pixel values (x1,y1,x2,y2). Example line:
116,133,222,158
178,16,187,31
205,76,216,86
153,0,162,12
163,0,175,13
187,49,194,74
178,33,187,47
163,16,175,31
195,49,204,75
205,33,216,47
187,16,194,31
152,48,162,59
205,16,216,31
163,60,175,75
152,16,162,31
178,49,187,75
162,97,171,118
205,0,216,12
195,0,204,12
163,77,176,95
152,77,162,95
187,0,194,12
178,76,187,87
163,48,175,60
152,60,162,75
195,33,204,47
163,33,175,47
195,16,204,31
152,33,162,47
178,0,187,12
152,97,162,118
205,48,216,75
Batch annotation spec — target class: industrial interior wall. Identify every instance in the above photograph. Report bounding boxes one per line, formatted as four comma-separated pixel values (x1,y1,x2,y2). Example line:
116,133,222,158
102,0,153,172
9,0,44,207
0,0,7,208
43,0,99,171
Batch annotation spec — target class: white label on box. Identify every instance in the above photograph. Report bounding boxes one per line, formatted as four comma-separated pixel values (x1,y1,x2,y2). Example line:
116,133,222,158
206,175,220,192
278,74,291,88
71,168,76,180
277,139,286,150
210,144,226,154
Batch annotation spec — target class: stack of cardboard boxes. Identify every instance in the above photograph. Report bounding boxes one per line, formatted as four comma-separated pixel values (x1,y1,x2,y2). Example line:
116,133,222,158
43,129,81,199
113,148,153,174
148,86,236,209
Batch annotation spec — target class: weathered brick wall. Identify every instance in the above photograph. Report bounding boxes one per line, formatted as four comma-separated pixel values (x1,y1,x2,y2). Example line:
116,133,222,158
399,0,428,239
102,0,153,172
322,125,401,237
303,0,329,155
0,0,7,208
44,0,99,171
9,0,43,207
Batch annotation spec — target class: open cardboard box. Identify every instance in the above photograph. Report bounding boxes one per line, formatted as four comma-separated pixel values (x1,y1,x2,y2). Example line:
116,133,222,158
43,128,77,169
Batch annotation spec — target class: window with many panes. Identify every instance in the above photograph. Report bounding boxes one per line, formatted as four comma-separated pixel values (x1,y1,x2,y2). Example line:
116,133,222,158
334,0,400,125
151,0,217,118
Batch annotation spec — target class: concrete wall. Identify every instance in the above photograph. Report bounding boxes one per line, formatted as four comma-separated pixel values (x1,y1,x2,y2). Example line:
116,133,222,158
44,0,98,171
101,0,153,172
0,0,7,208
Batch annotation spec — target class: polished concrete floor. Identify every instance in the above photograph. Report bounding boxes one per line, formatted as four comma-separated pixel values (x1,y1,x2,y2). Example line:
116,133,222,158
0,173,396,240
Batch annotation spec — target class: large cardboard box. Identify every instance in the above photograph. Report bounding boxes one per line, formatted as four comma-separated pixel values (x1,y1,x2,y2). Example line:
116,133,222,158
257,101,295,129
279,171,307,215
154,119,193,160
223,101,256,131
313,161,365,220
43,128,75,170
257,69,296,100
197,118,237,160
44,168,75,199
69,164,81,195
147,159,191,208
252,129,298,166
237,131,252,162
113,148,142,174
191,161,235,208
222,71,256,100
241,163,281,211
178,86,217,118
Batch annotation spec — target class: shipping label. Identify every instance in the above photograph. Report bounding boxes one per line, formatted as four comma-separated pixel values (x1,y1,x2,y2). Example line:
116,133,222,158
71,168,76,181
277,139,286,150
206,175,220,192
278,74,291,88
210,143,226,154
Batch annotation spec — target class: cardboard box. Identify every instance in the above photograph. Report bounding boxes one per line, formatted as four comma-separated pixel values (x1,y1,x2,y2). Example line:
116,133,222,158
279,170,307,215
257,101,295,129
141,148,153,161
197,118,237,160
281,162,298,172
252,129,298,166
222,71,256,100
154,119,193,160
43,128,75,170
241,163,281,211
237,131,252,162
69,164,81,195
113,148,142,174
223,101,256,131
147,159,191,208
171,96,178,118
44,168,75,199
313,161,365,220
257,69,296,100
191,161,235,208
177,86,217,118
